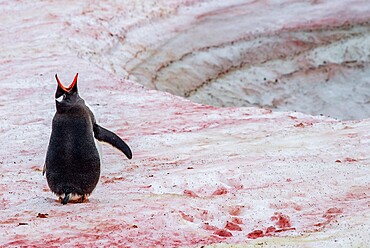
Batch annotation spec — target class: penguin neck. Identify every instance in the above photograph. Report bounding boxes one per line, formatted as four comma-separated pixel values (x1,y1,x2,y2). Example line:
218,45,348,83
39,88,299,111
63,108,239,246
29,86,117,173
56,98,85,114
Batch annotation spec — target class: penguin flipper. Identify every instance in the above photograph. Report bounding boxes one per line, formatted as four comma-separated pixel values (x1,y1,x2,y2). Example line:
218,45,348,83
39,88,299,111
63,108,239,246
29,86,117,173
93,124,132,159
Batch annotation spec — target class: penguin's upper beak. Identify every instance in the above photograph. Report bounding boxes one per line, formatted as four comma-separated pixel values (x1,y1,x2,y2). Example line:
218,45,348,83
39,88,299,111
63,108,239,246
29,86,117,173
55,73,78,92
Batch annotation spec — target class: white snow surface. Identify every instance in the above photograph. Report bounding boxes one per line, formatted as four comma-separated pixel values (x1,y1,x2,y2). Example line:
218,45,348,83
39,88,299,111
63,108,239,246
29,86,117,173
0,1,369,247
65,0,370,120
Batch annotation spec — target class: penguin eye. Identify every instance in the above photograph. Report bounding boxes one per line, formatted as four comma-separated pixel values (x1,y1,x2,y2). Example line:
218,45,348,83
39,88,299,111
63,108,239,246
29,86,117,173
56,93,66,103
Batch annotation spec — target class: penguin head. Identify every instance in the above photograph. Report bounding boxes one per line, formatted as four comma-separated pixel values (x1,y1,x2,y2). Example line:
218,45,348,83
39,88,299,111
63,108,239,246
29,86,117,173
54,73,80,113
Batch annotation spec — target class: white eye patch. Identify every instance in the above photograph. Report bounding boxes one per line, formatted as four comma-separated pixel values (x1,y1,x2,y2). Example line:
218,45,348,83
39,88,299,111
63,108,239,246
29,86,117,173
56,94,66,102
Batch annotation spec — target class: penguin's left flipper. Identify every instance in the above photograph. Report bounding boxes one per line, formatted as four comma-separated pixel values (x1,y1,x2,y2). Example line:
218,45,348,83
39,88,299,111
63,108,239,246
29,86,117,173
93,124,132,159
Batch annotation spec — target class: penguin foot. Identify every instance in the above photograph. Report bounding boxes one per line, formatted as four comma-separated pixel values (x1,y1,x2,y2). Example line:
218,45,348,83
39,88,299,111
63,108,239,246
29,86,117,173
61,193,71,205
58,194,89,204
79,194,89,203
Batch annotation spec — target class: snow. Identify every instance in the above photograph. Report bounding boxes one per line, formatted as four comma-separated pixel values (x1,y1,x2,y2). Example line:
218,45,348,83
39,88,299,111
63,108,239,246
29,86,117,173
63,0,370,120
0,0,369,247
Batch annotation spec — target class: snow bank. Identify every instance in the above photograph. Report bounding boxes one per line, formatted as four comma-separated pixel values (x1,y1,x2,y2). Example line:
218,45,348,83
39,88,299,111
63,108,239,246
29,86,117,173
0,1,369,247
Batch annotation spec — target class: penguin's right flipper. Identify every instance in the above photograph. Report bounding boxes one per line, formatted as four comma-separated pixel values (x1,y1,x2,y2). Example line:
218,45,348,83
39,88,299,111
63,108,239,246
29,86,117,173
93,124,132,159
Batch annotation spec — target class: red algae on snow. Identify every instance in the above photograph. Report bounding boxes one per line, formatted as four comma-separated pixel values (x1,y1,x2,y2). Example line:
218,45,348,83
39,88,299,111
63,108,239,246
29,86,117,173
0,0,370,247
271,212,292,229
225,221,242,231
212,187,228,196
247,230,264,239
314,208,344,228
214,229,233,238
183,189,199,197
180,211,195,223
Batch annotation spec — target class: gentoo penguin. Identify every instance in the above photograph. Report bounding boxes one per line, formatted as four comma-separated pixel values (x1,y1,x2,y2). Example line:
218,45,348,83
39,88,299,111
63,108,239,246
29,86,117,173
44,73,132,204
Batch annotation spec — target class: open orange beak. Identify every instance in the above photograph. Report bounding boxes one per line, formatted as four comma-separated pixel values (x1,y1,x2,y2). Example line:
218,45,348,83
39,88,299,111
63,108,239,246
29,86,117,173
55,73,78,92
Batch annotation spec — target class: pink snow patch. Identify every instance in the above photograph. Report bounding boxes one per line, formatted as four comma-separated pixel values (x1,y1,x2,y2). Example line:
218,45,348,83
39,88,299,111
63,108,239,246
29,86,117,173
0,0,369,247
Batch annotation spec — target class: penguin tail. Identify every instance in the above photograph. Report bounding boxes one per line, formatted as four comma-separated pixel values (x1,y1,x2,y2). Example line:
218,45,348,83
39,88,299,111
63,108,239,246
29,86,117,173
61,193,72,205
